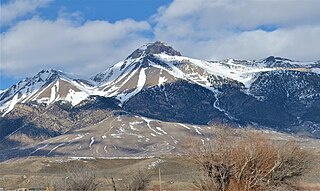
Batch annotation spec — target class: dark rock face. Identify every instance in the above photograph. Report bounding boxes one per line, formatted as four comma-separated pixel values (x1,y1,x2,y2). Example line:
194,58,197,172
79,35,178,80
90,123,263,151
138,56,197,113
128,41,182,59
217,85,297,128
303,99,320,123
261,56,295,68
118,70,319,137
247,70,320,136
250,70,320,117
124,80,227,124
73,96,121,111
207,70,320,136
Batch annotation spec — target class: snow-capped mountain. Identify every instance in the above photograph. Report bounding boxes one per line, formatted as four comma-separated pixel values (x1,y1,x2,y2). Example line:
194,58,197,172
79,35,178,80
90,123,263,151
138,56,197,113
1,41,319,116
0,41,319,154
0,69,100,116
92,42,285,103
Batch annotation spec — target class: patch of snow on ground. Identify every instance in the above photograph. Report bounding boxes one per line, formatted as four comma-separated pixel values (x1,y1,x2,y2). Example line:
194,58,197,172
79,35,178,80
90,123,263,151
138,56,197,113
129,121,143,125
129,125,137,131
148,159,163,169
48,143,66,155
110,134,122,138
89,137,95,148
178,123,191,130
30,143,49,155
141,117,162,135
103,145,108,153
193,126,202,135
156,127,167,134
73,134,85,141
170,136,178,144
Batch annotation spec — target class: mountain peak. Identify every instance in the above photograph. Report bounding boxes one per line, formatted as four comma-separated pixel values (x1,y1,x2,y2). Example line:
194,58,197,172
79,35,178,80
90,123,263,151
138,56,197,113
32,69,67,83
127,41,182,59
263,56,293,63
35,69,84,82
37,68,66,76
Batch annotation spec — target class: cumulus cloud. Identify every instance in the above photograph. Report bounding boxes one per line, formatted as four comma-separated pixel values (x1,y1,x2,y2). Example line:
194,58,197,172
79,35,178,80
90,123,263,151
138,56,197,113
154,0,320,61
1,17,151,77
199,26,320,61
0,0,51,25
1,0,320,82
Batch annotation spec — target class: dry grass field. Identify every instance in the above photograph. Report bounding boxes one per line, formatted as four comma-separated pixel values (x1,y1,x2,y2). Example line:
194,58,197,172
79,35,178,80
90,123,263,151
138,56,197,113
1,127,320,190
0,153,319,191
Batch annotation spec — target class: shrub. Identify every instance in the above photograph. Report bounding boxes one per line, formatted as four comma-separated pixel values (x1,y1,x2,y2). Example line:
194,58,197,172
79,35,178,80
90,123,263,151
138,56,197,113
112,170,151,191
189,130,311,191
51,167,100,191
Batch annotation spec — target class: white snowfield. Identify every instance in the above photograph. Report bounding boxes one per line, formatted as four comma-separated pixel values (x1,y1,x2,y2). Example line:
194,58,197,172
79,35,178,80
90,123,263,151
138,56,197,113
1,43,319,116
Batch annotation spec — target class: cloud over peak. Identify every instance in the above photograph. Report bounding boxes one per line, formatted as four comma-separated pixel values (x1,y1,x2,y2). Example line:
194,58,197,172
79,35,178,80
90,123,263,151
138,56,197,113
1,0,320,80
153,0,320,61
1,17,150,77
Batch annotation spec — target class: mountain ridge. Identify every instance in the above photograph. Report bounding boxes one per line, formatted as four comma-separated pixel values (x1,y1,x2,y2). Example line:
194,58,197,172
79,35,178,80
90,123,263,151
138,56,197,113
0,42,319,154
1,41,319,116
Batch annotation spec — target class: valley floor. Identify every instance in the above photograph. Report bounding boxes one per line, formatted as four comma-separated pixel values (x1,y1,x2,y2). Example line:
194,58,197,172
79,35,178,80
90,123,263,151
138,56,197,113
0,154,320,191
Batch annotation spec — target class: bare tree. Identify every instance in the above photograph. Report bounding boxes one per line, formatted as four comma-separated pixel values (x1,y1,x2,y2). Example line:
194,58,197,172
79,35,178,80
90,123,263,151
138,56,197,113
188,129,312,191
50,166,100,191
114,170,151,191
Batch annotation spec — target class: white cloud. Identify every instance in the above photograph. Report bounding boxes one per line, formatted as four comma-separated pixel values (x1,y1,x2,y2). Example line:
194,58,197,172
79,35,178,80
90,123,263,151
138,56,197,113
1,0,320,82
153,0,320,61
0,0,51,25
187,26,320,61
155,0,320,31
1,17,151,77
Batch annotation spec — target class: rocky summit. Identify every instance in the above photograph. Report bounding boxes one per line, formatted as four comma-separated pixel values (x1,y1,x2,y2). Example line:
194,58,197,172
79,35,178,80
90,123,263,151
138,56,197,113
0,41,319,160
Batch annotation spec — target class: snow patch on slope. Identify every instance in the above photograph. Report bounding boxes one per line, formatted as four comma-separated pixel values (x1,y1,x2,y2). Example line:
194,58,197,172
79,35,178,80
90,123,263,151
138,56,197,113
141,117,163,135
89,137,95,149
312,68,320,74
48,142,66,155
178,123,191,130
116,68,147,102
49,80,59,104
65,89,89,106
2,94,19,116
155,54,279,89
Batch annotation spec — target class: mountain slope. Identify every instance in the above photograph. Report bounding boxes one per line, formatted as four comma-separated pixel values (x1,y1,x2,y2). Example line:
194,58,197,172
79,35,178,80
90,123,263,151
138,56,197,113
0,113,218,160
0,96,121,149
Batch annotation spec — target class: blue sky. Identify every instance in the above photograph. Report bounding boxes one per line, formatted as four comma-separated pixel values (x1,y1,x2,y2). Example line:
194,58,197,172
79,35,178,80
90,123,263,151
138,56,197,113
37,0,172,25
1,0,320,89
